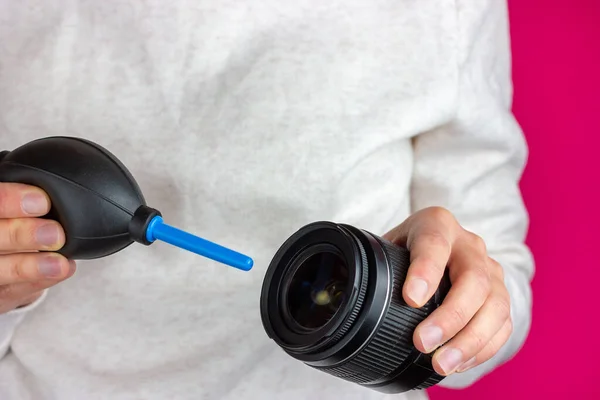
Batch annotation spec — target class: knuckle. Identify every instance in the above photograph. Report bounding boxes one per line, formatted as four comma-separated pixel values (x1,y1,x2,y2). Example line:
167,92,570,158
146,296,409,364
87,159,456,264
488,257,501,270
488,326,510,354
465,327,488,351
470,234,487,254
1,254,36,283
416,256,446,275
13,259,34,281
465,267,491,294
490,297,511,321
484,337,502,357
462,230,487,253
0,187,9,216
5,220,43,250
5,219,21,248
421,231,451,253
4,219,33,249
488,257,505,279
426,207,456,225
504,318,514,336
448,306,469,328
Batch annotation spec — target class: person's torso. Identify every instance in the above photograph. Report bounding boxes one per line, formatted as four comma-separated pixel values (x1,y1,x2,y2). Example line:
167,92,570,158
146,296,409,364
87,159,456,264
0,1,458,399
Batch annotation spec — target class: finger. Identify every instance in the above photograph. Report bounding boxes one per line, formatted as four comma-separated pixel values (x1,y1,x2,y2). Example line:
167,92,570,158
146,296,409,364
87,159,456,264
412,251,492,354
0,280,70,314
1,275,74,300
0,250,38,255
431,284,511,375
0,183,50,218
0,287,43,315
0,289,44,314
0,253,75,284
455,318,513,374
0,263,75,314
15,290,45,308
383,208,459,308
0,218,65,251
401,228,453,307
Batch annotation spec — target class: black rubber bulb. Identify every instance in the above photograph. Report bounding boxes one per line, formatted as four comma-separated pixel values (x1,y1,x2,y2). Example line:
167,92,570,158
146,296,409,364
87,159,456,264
0,136,253,270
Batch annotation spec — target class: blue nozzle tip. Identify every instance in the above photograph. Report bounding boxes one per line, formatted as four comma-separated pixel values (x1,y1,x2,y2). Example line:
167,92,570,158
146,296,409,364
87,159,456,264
145,216,254,271
241,257,254,271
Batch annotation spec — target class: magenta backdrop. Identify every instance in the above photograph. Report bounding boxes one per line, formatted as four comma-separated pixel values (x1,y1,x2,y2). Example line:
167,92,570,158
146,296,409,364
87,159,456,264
428,0,600,399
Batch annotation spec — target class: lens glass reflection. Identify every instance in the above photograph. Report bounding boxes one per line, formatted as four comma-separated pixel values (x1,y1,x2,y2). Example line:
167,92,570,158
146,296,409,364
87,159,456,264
286,251,349,330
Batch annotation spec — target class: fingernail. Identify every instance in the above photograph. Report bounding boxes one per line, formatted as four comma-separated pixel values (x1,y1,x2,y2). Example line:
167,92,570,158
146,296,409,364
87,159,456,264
437,348,463,374
457,356,477,372
21,193,49,215
68,260,77,275
419,325,443,352
406,278,429,305
38,257,63,278
36,224,60,246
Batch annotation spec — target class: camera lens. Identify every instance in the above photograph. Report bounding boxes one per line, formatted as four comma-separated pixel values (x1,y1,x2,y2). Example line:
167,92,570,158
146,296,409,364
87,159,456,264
260,221,451,394
284,250,349,331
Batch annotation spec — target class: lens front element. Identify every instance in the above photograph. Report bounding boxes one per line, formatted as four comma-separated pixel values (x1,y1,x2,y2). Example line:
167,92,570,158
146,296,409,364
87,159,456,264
286,251,349,331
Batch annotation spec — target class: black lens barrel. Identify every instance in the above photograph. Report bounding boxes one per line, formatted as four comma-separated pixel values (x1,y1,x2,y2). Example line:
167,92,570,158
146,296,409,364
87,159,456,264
259,221,451,394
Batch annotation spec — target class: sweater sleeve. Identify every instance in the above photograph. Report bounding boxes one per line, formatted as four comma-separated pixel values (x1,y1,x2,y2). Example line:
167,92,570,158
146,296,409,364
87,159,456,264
0,290,47,360
410,0,535,389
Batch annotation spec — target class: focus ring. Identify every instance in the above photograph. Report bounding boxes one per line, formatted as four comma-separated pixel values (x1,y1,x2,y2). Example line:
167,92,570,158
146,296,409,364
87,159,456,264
378,237,435,317
314,237,427,385
414,372,445,390
379,238,445,389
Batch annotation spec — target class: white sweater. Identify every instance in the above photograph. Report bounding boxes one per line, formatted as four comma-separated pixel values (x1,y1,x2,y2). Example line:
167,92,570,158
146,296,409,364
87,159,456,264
0,1,534,399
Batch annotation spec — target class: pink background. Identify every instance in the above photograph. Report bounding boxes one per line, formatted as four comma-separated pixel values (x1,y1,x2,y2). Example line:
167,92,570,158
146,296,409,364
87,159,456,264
429,0,600,399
